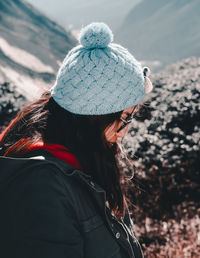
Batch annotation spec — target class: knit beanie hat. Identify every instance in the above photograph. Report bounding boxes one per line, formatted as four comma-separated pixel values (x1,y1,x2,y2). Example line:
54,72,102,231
50,22,153,115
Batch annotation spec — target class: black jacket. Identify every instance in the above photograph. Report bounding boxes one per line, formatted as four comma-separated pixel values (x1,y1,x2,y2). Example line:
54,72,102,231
0,149,143,258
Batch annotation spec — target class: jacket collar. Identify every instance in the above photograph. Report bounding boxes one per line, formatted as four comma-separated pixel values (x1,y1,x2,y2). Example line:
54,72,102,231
0,149,107,218
24,149,108,218
23,149,106,194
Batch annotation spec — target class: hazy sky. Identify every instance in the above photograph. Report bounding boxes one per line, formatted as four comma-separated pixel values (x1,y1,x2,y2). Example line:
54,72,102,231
26,0,141,33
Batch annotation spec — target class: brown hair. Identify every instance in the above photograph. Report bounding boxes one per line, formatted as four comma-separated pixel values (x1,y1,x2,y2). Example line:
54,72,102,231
0,90,140,220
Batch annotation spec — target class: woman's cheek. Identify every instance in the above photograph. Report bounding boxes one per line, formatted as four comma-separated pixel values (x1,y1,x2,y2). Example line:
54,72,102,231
105,122,119,142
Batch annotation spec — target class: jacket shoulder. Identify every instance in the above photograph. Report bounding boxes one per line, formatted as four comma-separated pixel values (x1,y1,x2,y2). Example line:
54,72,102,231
0,152,82,205
0,156,84,258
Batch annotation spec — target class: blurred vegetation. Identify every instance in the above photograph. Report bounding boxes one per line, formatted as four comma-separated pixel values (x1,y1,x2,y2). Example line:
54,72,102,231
123,57,200,257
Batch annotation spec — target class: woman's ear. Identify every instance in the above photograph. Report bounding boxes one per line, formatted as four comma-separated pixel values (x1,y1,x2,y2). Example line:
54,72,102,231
143,66,153,94
145,76,153,94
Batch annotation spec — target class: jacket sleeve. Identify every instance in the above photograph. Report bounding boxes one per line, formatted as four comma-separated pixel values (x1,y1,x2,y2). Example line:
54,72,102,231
4,164,84,258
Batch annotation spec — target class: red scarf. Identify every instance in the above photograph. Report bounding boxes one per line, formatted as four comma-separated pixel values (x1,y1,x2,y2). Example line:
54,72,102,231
27,140,83,171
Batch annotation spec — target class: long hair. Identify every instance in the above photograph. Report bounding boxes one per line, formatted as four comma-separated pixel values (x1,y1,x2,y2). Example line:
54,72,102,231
0,90,140,220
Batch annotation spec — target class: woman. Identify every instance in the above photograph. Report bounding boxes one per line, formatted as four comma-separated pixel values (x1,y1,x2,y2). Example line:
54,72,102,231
0,22,153,258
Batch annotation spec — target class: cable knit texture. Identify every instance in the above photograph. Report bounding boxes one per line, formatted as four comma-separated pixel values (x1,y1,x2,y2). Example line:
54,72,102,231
50,22,147,115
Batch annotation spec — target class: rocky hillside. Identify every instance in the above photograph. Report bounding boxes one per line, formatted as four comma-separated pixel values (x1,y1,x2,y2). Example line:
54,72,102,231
0,82,27,127
115,0,200,71
0,0,77,100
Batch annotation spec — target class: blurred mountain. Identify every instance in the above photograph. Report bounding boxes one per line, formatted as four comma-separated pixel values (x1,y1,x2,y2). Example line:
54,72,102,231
115,0,200,71
26,0,142,32
0,0,77,100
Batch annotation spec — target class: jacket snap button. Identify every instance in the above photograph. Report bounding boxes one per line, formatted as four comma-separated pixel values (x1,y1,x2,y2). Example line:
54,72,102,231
116,232,120,239
90,181,95,187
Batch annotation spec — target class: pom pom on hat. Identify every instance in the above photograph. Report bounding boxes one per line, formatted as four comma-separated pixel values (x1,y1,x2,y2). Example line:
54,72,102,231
79,22,113,49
